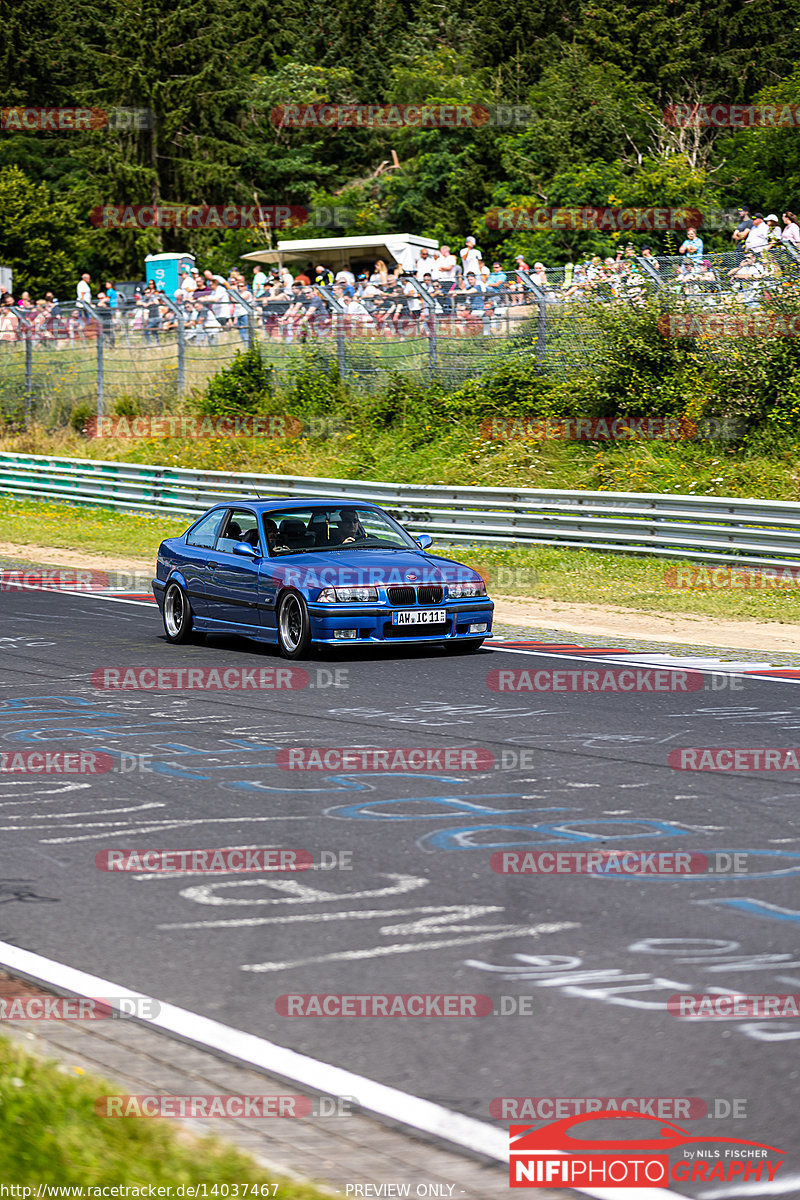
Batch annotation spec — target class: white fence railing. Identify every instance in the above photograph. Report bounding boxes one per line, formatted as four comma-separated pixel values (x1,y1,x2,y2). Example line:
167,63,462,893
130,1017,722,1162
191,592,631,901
1,452,798,569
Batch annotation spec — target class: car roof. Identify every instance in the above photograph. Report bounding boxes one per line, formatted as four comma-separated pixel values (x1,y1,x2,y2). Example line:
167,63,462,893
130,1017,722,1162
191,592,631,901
202,498,383,513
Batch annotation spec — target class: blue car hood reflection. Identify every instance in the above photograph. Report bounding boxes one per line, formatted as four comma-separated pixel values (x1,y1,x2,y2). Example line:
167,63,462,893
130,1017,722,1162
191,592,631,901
269,549,480,593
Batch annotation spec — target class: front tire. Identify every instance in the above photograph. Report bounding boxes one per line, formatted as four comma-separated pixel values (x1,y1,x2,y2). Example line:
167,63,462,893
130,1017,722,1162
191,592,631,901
163,581,194,644
277,590,312,659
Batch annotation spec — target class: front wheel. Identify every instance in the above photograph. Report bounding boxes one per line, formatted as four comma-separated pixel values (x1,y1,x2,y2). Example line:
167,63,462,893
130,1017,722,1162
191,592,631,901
277,591,312,659
163,581,194,644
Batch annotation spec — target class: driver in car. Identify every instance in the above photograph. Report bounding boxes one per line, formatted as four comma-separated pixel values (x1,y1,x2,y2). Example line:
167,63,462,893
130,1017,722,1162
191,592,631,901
263,518,279,551
334,508,366,543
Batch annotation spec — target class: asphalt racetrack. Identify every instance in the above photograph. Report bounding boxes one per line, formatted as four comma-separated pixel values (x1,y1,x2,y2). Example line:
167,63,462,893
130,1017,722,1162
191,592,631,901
2,586,800,1197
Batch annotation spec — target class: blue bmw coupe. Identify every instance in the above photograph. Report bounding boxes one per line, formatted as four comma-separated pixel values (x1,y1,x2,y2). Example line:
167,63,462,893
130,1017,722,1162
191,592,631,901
152,498,494,658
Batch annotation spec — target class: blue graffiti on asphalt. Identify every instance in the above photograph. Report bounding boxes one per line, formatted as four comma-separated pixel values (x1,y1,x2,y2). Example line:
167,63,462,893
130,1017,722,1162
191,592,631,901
326,795,560,819
419,817,696,851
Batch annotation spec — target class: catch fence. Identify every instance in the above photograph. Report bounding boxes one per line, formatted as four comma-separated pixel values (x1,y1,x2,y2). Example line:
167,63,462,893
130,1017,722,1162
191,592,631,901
2,248,798,425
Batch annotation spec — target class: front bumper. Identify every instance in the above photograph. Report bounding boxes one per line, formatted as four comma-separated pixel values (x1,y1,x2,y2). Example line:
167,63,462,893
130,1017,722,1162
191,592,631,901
307,600,494,644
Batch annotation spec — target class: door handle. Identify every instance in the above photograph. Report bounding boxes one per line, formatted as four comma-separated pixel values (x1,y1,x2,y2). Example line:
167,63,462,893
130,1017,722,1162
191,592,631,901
208,561,219,569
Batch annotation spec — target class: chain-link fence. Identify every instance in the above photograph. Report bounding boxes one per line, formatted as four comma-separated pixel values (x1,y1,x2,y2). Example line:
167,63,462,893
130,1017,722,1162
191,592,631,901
2,248,799,426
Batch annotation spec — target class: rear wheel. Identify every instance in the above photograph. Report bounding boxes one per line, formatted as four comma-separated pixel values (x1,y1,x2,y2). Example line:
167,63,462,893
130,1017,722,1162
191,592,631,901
163,581,194,644
277,591,312,659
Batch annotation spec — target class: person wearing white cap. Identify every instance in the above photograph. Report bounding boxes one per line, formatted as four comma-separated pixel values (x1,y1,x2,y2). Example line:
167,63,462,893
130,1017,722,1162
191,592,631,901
765,214,782,245
459,236,485,280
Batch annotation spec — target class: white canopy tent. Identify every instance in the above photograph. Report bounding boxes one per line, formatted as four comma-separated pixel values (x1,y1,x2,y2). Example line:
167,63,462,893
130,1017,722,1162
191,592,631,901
240,233,438,275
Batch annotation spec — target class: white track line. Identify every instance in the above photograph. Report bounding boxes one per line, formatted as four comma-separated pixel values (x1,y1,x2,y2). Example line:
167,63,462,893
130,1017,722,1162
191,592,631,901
0,940,683,1200
487,643,800,684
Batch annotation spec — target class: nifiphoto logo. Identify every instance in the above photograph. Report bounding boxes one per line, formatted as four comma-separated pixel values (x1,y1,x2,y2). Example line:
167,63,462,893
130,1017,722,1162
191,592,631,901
509,1112,784,1188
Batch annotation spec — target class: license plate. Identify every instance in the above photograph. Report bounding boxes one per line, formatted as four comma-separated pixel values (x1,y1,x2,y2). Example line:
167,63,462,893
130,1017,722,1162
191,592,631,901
391,609,447,626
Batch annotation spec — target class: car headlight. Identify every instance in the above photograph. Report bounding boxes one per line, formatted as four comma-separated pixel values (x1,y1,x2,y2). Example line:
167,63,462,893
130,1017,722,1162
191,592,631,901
317,586,379,603
448,581,487,599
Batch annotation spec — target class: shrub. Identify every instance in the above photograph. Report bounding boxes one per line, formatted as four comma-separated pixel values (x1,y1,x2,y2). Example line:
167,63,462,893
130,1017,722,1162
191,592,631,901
193,349,274,415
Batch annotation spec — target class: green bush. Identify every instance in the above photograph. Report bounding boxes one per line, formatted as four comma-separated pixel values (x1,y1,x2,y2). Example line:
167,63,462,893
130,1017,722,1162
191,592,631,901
192,348,274,415
69,402,94,434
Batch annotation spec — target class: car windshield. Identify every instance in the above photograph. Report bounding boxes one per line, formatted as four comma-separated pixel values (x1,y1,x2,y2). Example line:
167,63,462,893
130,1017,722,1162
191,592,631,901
264,506,417,555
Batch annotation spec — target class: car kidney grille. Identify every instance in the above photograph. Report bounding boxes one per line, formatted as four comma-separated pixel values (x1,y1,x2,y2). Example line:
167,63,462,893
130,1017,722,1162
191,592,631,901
386,585,444,606
387,586,416,605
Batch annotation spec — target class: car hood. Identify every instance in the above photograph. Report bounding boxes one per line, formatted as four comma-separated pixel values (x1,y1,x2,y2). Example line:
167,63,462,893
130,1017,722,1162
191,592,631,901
267,548,484,592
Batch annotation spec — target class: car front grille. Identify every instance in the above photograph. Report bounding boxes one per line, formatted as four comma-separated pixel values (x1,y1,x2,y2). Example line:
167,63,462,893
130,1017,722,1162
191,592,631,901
387,586,416,606
386,584,444,606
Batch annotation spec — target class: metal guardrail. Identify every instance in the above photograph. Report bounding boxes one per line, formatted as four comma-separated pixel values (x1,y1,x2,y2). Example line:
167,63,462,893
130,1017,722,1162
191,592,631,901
1,452,799,569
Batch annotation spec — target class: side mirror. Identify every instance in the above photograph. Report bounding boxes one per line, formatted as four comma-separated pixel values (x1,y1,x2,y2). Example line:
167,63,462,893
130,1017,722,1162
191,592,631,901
415,533,433,550
232,541,259,558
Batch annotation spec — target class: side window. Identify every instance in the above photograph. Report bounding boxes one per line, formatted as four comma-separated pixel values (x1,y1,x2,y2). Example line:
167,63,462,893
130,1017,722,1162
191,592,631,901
186,510,225,549
216,509,260,553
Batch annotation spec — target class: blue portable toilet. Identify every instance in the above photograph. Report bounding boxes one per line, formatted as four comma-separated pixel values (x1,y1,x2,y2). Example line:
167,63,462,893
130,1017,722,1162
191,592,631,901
144,252,196,296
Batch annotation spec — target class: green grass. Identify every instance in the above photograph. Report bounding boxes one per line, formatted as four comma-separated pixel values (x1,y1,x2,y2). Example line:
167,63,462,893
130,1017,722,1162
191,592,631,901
0,498,187,559
4,422,800,500
2,497,799,624
0,1033,326,1192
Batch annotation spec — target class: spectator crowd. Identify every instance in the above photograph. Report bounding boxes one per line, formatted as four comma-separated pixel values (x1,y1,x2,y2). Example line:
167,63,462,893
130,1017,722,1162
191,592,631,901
1,211,798,348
